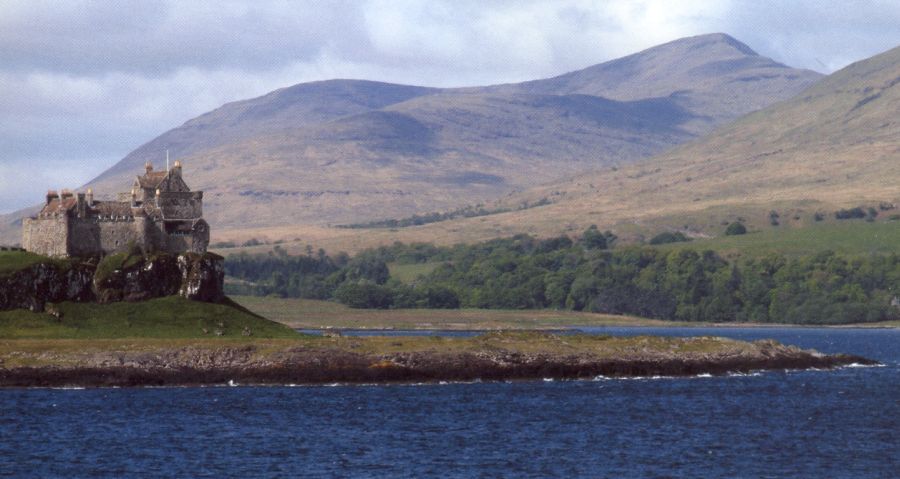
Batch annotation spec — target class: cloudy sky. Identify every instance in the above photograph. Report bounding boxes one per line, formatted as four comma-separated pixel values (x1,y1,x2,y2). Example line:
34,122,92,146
1,0,898,213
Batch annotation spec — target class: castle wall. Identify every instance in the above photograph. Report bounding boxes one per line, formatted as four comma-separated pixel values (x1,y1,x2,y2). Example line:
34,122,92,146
97,219,144,254
157,192,202,219
22,217,69,258
165,234,192,254
68,219,102,257
24,165,209,258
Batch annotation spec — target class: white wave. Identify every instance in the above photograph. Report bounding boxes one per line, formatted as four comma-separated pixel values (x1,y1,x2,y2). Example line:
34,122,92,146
727,372,762,377
227,379,238,387
843,362,885,368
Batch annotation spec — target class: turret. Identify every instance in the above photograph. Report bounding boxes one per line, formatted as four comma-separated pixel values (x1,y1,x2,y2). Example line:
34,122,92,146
86,188,93,206
145,160,153,174
171,160,182,178
46,190,59,205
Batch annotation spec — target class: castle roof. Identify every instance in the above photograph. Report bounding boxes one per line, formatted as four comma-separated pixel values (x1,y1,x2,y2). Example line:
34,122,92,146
39,197,77,215
90,201,135,217
137,171,169,189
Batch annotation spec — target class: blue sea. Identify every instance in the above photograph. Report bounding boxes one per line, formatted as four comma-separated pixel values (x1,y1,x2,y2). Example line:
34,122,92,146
1,327,898,478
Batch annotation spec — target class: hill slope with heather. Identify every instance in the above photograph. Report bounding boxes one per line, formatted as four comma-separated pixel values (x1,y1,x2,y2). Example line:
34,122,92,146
212,42,899,254
0,33,820,245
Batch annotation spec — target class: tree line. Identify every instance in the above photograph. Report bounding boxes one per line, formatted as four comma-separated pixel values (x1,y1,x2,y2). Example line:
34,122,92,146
224,231,900,325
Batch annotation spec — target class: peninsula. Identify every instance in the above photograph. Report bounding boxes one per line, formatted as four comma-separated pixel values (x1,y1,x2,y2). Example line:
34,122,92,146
0,165,878,388
0,329,876,388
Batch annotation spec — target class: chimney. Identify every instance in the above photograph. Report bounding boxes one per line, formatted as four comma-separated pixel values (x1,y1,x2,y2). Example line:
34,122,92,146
145,160,153,174
172,160,182,177
76,192,86,217
46,190,59,205
60,189,73,200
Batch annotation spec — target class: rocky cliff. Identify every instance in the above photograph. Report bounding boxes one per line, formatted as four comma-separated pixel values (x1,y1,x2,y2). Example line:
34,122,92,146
0,252,224,312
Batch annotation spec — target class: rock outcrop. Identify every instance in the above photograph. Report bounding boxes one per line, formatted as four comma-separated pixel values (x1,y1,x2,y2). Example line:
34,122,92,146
177,253,225,302
0,261,94,312
0,252,224,311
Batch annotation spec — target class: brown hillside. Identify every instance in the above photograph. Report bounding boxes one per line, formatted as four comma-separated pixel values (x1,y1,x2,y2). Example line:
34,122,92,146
0,33,820,245
213,43,900,254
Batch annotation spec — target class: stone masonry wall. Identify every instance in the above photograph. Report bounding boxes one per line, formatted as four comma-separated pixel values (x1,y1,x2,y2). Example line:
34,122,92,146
97,220,143,255
68,220,102,257
157,192,202,219
22,217,69,258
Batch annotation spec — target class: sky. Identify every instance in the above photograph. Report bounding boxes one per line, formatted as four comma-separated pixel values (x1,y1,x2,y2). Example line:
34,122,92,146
1,0,899,214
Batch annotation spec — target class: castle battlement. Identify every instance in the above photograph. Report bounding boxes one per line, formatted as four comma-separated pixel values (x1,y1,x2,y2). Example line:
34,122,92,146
23,161,209,258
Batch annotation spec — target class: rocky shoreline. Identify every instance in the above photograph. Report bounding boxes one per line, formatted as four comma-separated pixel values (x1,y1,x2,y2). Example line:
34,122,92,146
0,336,878,388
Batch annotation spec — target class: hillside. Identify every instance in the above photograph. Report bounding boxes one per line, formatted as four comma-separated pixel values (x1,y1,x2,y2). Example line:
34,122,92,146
210,42,899,254
0,33,820,244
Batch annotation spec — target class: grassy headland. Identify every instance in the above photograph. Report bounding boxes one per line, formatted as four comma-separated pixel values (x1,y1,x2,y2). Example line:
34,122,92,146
0,250,70,278
0,296,299,339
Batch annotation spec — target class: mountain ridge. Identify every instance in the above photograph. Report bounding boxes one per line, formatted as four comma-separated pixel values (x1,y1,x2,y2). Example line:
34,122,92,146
0,33,823,244
252,42,899,254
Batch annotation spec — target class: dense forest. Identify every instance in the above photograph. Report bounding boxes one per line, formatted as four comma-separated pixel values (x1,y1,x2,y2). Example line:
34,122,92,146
224,230,900,325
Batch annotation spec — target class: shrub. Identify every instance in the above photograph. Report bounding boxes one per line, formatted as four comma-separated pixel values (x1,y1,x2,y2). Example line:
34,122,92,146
424,286,461,309
725,222,747,236
333,283,394,309
866,207,878,222
581,225,616,250
835,207,867,220
649,232,691,245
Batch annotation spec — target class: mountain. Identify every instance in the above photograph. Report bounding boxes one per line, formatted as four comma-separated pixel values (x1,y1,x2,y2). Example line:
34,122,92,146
481,32,818,134
0,33,821,244
285,42,899,253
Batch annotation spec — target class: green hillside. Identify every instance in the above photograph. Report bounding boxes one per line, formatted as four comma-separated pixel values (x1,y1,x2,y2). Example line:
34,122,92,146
656,220,900,258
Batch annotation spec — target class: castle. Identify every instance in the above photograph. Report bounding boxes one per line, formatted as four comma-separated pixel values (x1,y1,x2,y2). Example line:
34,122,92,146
23,161,209,258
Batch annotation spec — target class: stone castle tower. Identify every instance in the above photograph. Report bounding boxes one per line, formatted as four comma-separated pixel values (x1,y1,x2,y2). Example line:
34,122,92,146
22,161,209,258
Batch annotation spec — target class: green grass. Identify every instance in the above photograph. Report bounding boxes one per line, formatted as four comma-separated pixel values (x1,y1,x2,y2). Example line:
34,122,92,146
0,296,301,339
232,296,695,330
654,220,900,258
232,295,900,330
388,261,441,283
0,250,70,278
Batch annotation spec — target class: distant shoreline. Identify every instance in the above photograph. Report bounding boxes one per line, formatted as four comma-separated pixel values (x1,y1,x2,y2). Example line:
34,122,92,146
294,322,900,333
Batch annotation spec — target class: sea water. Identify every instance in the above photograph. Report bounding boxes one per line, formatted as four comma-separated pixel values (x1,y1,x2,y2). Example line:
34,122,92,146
1,328,897,478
